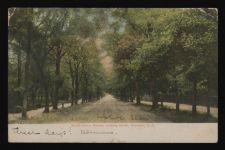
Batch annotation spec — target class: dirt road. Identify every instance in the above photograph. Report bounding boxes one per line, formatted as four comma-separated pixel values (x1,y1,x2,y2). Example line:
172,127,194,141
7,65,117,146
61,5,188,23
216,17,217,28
65,94,170,123
9,94,170,123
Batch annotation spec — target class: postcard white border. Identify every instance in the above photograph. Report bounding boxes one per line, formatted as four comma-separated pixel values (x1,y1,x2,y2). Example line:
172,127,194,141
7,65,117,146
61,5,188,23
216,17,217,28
8,123,218,143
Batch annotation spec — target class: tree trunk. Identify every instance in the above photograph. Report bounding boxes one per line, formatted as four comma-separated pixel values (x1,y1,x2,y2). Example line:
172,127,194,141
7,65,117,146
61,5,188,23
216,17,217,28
53,85,59,109
74,67,79,105
53,51,61,110
176,92,180,113
68,61,75,106
192,81,197,115
71,91,74,106
82,76,88,103
129,86,132,102
40,95,43,105
21,93,28,119
31,91,36,107
43,86,49,113
17,47,22,106
207,91,210,116
131,84,135,102
22,21,32,119
70,90,74,106
88,93,92,102
151,81,158,108
207,103,210,116
152,99,158,108
136,81,141,105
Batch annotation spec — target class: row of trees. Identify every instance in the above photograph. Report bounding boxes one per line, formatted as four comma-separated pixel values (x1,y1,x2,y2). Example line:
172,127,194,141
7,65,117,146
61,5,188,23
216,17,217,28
8,8,218,118
105,8,218,115
8,8,107,118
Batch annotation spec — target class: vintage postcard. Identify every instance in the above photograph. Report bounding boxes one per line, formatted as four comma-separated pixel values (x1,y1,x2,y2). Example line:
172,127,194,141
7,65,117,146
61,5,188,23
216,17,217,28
8,8,218,143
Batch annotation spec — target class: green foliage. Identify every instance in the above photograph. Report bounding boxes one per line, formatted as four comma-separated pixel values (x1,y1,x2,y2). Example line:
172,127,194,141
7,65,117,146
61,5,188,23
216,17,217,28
106,8,218,106
8,8,108,112
8,8,218,114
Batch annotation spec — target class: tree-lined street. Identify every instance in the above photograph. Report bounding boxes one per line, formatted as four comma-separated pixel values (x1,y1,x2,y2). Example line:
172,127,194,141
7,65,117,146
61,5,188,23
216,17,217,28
9,94,171,123
8,8,218,123
9,94,217,123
